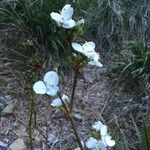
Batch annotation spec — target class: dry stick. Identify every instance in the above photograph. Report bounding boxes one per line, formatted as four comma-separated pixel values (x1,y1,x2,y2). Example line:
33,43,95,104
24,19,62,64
57,93,83,150
70,64,79,113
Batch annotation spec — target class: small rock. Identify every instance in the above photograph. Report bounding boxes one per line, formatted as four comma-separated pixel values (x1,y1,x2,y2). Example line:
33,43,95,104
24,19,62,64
2,100,15,115
8,139,26,150
47,133,58,145
73,113,82,122
0,141,7,150
142,96,150,101
0,95,12,103
14,125,27,137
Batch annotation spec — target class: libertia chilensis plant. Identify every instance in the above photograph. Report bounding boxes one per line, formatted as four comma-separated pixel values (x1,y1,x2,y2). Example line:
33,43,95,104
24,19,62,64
32,4,115,150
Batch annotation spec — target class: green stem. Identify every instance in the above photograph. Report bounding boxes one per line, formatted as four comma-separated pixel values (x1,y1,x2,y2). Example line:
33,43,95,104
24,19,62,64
57,93,83,150
70,66,79,113
28,94,34,150
33,100,37,127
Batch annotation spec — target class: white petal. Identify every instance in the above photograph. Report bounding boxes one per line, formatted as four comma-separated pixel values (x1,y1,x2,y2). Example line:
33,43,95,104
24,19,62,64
62,94,69,102
83,51,96,58
88,60,103,67
72,43,83,53
100,125,107,136
98,140,107,150
62,19,75,28
83,42,95,52
95,61,103,67
61,4,73,21
92,52,100,61
92,121,103,131
105,135,115,147
50,12,63,23
51,98,62,107
46,86,59,96
44,71,59,86
85,137,97,149
33,81,46,94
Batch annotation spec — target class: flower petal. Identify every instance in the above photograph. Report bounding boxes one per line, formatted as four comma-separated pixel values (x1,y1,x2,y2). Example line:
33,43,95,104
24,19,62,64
46,86,59,96
33,81,46,94
50,12,63,23
84,51,96,58
83,41,95,52
72,43,83,53
61,4,73,21
105,135,115,147
85,137,97,149
92,121,103,131
88,60,103,67
62,19,75,28
100,125,107,136
51,98,62,107
98,140,107,150
62,94,69,102
44,71,59,86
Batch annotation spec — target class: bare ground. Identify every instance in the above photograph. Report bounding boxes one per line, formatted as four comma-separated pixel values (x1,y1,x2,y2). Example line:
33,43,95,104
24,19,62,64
0,50,112,150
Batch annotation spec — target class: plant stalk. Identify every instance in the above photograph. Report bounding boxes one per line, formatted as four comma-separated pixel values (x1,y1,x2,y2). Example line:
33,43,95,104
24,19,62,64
28,93,34,150
70,63,80,113
57,93,83,150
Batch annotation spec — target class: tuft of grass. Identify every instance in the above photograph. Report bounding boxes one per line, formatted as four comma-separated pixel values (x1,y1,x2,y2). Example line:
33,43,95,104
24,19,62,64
0,0,73,58
119,41,150,95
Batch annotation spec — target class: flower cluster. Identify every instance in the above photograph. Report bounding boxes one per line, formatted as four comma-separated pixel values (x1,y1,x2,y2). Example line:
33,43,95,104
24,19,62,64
85,121,115,150
50,4,102,68
32,4,115,150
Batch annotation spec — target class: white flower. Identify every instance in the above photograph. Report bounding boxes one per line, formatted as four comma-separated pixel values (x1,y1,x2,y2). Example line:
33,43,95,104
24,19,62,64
85,137,106,150
33,71,59,96
71,41,103,67
51,94,69,107
87,121,115,149
50,4,75,29
71,41,95,55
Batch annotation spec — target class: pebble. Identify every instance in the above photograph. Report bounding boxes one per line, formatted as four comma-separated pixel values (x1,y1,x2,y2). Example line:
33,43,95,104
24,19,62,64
8,139,26,150
47,133,58,145
73,113,82,122
0,141,7,150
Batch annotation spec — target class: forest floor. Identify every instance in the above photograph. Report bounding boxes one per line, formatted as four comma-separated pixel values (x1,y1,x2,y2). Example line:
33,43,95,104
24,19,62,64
0,47,113,150
0,28,149,150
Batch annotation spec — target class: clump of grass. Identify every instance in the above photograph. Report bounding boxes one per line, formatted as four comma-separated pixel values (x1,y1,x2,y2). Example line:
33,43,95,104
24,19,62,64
119,41,150,95
0,0,73,59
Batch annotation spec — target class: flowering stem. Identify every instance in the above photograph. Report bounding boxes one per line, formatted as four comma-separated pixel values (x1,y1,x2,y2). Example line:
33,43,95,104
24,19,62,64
57,93,83,150
70,63,79,113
